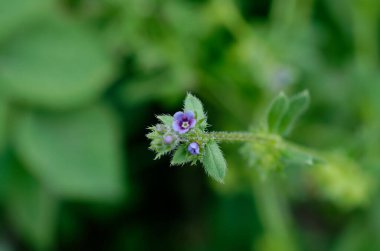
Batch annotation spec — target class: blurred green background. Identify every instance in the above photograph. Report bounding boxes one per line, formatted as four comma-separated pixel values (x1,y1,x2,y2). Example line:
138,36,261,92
0,0,380,250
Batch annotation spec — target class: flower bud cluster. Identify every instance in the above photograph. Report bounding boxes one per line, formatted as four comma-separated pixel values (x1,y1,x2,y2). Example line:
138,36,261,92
147,123,179,159
147,110,205,161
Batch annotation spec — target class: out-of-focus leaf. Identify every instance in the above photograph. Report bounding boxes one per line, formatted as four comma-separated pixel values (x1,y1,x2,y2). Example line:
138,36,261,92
309,153,373,209
332,221,374,251
0,16,114,109
0,237,12,251
0,99,7,152
278,90,310,136
0,0,52,41
202,141,227,183
280,145,317,168
266,92,289,133
13,105,125,201
0,151,11,200
6,162,57,250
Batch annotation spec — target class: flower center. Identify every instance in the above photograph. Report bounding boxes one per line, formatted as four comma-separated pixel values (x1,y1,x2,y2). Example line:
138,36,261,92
181,121,189,129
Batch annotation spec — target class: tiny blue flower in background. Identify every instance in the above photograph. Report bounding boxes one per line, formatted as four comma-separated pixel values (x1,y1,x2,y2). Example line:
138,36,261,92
188,142,200,155
163,135,174,144
172,111,196,134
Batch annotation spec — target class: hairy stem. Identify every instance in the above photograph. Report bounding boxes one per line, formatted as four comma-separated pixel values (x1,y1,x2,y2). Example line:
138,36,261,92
208,131,278,143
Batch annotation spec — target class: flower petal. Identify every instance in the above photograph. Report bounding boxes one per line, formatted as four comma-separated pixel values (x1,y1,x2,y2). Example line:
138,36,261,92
189,118,196,128
184,111,195,120
178,129,188,134
172,121,182,132
173,111,184,120
188,142,200,155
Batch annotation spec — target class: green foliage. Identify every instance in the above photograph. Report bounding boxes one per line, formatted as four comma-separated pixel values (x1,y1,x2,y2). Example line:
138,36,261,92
184,93,207,128
266,90,310,136
202,141,227,183
266,92,289,133
13,105,124,201
171,145,190,166
6,162,57,250
278,90,310,136
0,15,114,109
0,0,53,40
0,0,379,250
280,146,316,167
240,135,285,177
309,153,374,209
0,100,7,152
156,115,173,127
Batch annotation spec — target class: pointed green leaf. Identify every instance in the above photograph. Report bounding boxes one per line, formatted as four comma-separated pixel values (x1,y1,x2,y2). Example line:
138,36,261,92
202,141,227,183
171,145,190,166
156,115,173,127
184,93,207,126
266,92,289,133
278,90,310,136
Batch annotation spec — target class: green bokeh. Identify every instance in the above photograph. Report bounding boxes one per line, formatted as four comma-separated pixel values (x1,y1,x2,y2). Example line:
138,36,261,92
0,0,379,250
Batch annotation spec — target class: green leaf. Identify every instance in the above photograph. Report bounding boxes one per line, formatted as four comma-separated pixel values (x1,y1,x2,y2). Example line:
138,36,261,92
278,90,310,136
184,93,207,126
157,115,173,127
0,16,114,109
281,148,315,167
202,141,227,183
0,152,11,200
0,99,7,152
266,92,289,133
0,0,53,41
171,145,190,166
6,162,57,250
13,105,125,201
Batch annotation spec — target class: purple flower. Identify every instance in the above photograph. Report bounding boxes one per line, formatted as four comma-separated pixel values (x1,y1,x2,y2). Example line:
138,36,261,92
188,142,200,155
172,111,196,134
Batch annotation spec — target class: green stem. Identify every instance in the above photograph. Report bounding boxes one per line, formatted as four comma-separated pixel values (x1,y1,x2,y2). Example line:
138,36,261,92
270,0,314,33
352,0,379,70
208,131,278,143
253,178,299,251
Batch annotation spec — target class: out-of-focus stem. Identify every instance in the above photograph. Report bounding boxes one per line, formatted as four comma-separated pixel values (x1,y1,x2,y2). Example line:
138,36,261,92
352,0,379,70
270,0,315,32
253,178,299,251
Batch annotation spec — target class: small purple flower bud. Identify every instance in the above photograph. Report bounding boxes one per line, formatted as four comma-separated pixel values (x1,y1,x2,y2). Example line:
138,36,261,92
163,135,174,144
188,142,200,155
172,111,196,134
